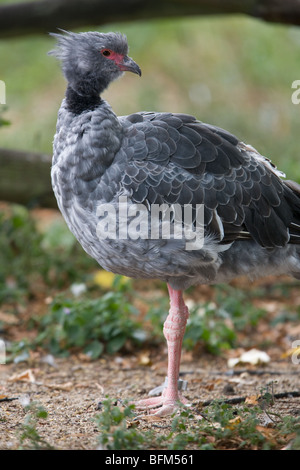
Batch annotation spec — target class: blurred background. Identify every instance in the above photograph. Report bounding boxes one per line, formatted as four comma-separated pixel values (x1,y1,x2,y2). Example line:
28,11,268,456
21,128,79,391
1,7,300,178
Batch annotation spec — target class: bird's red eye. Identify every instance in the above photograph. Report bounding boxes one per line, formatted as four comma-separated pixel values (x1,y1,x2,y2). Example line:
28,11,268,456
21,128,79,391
101,49,111,57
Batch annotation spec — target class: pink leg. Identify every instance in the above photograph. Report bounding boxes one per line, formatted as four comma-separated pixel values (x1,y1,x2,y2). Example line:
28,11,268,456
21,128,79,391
134,284,190,416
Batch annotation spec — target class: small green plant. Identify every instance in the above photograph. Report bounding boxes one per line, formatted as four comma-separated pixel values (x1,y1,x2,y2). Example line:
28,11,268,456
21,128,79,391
18,401,54,450
145,295,236,355
0,204,97,305
35,288,144,358
214,285,266,330
94,395,299,450
0,205,45,302
95,398,147,450
183,301,237,354
170,402,279,450
146,285,266,355
277,416,300,450
0,106,10,128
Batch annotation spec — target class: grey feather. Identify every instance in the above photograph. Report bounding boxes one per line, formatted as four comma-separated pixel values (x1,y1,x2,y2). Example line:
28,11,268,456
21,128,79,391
51,31,300,292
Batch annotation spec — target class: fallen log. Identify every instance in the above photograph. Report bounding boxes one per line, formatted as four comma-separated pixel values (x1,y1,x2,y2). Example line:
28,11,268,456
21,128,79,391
0,147,56,208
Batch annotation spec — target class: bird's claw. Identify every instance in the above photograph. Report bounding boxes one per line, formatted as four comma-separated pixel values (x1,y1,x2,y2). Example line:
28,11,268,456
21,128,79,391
133,384,191,417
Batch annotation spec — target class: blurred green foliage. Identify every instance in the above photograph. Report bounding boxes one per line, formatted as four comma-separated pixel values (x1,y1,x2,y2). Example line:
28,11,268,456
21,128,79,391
0,204,96,304
145,285,266,355
36,288,143,358
0,205,44,302
1,16,300,178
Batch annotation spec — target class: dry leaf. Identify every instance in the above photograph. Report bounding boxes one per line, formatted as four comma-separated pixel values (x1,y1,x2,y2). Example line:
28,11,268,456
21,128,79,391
245,394,260,406
255,425,277,443
204,383,215,391
74,382,92,389
138,352,152,366
45,381,73,391
9,369,36,383
0,311,18,324
126,420,138,428
226,416,242,429
228,349,270,368
138,414,164,422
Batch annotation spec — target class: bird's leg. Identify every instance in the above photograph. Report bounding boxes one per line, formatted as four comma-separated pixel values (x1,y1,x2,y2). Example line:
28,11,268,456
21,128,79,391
134,284,190,416
161,285,189,405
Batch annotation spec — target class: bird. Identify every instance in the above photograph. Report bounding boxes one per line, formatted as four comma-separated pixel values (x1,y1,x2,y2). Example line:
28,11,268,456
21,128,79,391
50,30,300,416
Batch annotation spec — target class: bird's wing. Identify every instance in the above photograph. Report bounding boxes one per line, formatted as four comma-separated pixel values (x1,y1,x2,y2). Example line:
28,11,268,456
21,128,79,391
119,112,300,248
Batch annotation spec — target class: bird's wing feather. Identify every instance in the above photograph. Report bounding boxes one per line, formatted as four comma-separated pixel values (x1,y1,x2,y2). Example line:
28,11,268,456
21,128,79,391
119,112,300,248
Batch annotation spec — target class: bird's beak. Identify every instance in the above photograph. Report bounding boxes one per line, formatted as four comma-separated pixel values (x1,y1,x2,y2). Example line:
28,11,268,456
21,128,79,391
119,55,142,76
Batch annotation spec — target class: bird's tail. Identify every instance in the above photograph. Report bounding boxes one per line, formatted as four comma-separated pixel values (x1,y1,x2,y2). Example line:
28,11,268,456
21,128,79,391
284,179,300,195
284,179,300,244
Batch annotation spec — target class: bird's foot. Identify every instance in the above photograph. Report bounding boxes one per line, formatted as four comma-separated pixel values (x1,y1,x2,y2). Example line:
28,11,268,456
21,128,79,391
133,393,190,417
133,377,191,417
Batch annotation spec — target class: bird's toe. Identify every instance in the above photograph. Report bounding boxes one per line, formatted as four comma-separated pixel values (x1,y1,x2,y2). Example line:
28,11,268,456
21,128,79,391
133,394,191,417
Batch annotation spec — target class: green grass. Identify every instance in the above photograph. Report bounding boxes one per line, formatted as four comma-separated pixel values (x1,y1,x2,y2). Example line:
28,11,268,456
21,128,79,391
95,396,300,450
1,16,300,178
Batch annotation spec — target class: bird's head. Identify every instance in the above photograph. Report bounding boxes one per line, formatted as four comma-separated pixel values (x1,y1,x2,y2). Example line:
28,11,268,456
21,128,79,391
49,30,141,96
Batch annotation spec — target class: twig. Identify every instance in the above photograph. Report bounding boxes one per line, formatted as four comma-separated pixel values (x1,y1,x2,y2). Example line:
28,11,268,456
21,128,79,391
201,390,300,407
223,369,299,376
0,397,19,403
272,391,300,400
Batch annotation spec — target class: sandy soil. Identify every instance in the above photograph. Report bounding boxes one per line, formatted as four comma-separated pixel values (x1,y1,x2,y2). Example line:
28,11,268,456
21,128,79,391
0,340,299,450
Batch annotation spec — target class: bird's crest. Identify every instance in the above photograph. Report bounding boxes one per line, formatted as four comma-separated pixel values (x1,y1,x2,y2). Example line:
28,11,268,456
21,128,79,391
48,30,128,60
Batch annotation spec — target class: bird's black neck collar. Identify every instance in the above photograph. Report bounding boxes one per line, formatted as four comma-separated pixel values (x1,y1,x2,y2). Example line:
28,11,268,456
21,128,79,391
65,86,103,114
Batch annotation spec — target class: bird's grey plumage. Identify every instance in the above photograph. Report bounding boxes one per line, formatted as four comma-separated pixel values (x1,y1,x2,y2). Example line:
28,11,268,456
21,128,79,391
49,30,130,96
51,31,300,293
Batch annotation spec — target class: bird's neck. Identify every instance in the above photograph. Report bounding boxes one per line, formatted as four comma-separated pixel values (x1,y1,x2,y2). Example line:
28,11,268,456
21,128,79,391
65,85,103,114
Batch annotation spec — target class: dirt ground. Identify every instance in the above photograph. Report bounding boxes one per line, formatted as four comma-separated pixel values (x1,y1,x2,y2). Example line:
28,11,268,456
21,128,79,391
0,323,299,450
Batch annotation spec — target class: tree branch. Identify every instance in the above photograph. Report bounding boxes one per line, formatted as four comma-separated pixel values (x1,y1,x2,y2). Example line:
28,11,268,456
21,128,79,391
0,0,300,39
